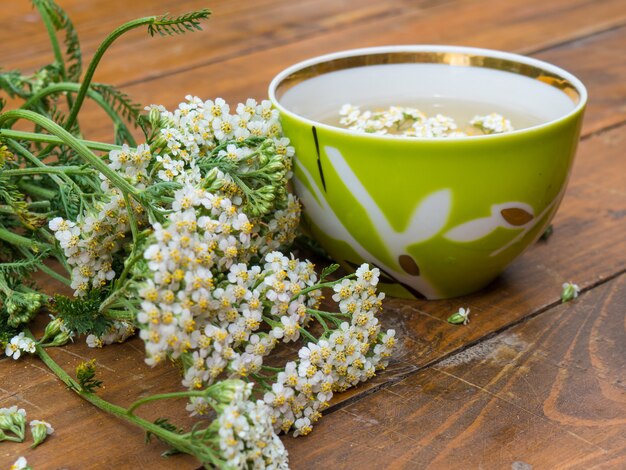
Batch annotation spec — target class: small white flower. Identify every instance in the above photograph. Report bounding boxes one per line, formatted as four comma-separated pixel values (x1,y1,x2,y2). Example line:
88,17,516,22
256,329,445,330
10,456,30,470
293,417,312,437
30,419,54,434
5,335,22,359
30,419,54,448
448,307,471,325
561,282,580,303
49,217,75,232
4,333,34,360
86,334,103,348
205,97,230,119
470,113,514,134
18,336,36,354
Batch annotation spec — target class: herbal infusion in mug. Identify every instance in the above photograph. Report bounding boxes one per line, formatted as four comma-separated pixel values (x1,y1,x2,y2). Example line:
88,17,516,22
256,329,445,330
323,98,546,138
278,63,573,138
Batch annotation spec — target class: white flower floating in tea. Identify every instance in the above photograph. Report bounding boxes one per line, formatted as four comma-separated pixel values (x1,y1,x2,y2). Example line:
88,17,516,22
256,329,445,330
338,104,514,137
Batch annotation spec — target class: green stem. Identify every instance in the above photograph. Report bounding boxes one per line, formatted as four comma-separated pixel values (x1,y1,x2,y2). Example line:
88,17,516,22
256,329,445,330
0,129,124,152
2,166,93,176
307,308,351,317
18,82,136,146
0,202,50,215
298,327,318,344
7,138,68,188
123,193,140,248
127,390,218,415
312,312,330,332
0,110,140,198
26,329,210,460
30,201,52,210
102,309,136,321
251,374,274,391
38,263,72,286
64,16,161,131
100,251,143,314
0,227,46,250
35,1,66,81
16,181,56,200
116,251,143,287
8,138,90,216
291,275,354,302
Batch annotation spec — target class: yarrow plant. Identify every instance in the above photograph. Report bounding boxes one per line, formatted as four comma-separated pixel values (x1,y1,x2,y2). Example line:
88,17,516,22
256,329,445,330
0,2,395,468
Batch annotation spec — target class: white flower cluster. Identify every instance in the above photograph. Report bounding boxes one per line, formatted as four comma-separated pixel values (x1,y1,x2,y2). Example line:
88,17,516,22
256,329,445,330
86,321,136,348
218,382,289,469
51,97,297,298
182,252,321,413
107,143,153,183
470,113,514,134
152,96,291,184
138,184,257,366
49,144,151,295
339,104,426,135
4,332,36,359
264,265,395,436
0,407,53,448
407,114,465,138
339,103,514,137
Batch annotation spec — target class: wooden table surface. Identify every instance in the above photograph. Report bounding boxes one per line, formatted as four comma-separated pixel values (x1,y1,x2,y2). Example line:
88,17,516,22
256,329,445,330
1,0,625,468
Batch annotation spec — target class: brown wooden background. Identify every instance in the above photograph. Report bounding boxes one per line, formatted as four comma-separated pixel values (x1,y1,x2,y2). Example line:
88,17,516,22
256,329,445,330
1,0,625,468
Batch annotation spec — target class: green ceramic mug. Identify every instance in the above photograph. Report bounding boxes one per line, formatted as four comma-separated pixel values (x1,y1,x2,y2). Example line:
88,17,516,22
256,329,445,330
269,46,587,299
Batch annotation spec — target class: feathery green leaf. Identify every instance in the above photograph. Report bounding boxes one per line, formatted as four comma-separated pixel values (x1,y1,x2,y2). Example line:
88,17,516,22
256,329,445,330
51,289,112,336
0,251,49,278
148,9,211,37
32,0,83,81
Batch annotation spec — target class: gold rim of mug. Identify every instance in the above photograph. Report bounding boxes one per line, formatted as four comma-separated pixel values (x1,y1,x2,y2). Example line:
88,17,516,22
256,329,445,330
274,51,581,104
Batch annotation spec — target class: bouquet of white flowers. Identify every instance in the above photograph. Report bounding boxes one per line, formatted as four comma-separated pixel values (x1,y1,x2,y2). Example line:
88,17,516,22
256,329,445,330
0,2,395,468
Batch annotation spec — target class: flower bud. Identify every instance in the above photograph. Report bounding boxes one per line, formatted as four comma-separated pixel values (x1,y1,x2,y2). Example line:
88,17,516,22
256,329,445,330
0,414,14,432
211,379,247,410
447,307,470,325
147,105,163,128
40,317,64,343
30,419,54,449
44,330,74,347
29,420,54,448
561,282,580,303
24,293,43,315
0,407,26,440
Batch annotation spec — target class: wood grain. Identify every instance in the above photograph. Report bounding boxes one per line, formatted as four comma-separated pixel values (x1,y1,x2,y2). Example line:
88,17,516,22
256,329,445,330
25,0,626,144
537,27,626,135
1,0,625,468
0,338,200,469
0,0,430,77
284,273,626,469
